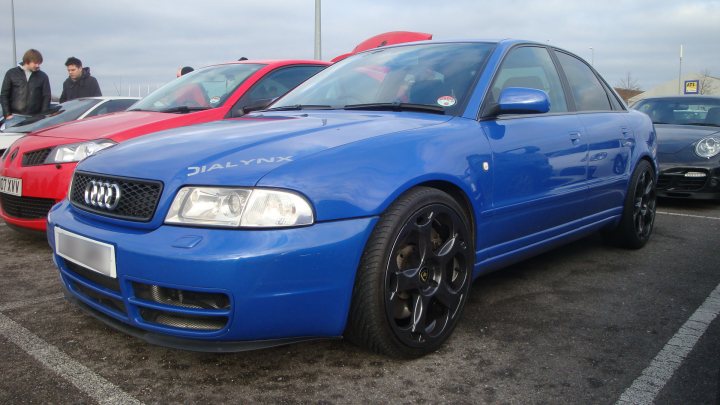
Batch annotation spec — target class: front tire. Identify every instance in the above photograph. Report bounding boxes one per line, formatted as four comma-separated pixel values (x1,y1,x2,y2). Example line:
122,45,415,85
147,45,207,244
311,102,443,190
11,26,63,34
603,160,656,249
345,187,474,358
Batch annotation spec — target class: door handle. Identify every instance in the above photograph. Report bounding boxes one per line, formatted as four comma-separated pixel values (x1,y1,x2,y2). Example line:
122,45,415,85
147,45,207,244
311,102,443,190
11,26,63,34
569,132,581,144
621,127,634,147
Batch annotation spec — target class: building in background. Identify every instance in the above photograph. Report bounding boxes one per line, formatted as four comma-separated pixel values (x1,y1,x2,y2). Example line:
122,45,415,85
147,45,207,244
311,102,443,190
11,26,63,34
629,72,720,105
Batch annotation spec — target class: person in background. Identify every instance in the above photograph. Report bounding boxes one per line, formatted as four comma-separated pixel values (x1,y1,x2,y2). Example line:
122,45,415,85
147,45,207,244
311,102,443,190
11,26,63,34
0,49,51,119
176,66,194,78
59,57,101,103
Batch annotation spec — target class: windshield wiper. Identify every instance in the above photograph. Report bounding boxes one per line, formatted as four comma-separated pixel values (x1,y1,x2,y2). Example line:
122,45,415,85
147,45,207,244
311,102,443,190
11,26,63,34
264,104,334,112
158,106,211,114
344,102,445,114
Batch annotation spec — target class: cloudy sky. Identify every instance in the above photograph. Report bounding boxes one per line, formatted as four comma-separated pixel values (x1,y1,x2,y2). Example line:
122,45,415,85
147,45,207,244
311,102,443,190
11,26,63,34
1,0,718,99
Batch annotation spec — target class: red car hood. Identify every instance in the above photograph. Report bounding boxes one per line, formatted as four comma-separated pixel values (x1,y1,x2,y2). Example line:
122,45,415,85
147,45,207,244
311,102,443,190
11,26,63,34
28,110,217,142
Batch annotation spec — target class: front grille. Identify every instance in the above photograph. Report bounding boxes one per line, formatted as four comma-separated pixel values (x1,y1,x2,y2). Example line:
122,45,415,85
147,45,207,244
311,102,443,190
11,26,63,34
71,281,127,315
60,260,232,334
657,168,709,192
0,194,55,219
22,148,52,166
139,308,228,331
69,171,163,221
133,283,230,310
133,282,230,331
64,260,121,292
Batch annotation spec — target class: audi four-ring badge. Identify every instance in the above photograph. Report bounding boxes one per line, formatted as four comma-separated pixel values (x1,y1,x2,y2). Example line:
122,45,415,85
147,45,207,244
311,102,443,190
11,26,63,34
47,39,658,358
84,180,121,210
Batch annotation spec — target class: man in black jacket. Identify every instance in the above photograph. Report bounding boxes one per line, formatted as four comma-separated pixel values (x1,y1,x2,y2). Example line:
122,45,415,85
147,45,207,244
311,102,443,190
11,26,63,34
59,57,102,103
0,49,51,119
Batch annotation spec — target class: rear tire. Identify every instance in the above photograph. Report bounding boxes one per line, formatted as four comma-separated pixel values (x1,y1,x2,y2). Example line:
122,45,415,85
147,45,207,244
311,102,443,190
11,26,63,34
603,160,656,249
345,187,474,358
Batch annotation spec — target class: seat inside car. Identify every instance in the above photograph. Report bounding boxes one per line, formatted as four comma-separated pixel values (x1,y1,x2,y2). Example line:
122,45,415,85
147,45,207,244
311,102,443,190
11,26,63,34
705,107,720,126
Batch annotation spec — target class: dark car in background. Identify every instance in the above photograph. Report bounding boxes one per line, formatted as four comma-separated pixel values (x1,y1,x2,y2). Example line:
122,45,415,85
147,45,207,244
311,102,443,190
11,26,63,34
632,96,720,199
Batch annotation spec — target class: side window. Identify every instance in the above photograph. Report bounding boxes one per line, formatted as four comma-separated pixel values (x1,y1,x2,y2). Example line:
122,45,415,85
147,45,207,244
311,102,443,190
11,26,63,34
85,99,137,117
555,52,612,111
230,65,326,116
489,46,568,113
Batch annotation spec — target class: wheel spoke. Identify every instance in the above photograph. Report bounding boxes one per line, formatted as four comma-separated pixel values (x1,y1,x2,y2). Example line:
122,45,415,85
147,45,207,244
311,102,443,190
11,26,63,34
411,294,431,334
394,267,423,293
435,234,459,265
414,212,435,262
435,283,462,314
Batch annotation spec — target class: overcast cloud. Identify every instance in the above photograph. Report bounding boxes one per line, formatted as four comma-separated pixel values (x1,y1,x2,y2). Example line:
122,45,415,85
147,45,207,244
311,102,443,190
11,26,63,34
1,0,718,99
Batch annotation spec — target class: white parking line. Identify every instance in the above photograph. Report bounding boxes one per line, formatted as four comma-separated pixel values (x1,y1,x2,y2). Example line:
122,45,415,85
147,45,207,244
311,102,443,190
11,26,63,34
656,211,720,221
616,282,720,404
0,300,144,405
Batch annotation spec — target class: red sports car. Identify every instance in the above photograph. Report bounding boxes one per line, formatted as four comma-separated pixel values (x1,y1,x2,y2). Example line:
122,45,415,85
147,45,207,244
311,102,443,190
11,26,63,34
0,60,329,232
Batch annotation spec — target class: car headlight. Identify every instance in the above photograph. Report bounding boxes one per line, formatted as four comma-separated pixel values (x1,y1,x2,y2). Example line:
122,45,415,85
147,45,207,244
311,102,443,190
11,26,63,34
695,136,720,159
165,187,314,228
45,139,116,164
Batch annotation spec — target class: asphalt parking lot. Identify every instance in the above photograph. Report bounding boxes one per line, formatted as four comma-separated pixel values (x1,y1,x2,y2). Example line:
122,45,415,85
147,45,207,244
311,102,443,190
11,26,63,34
1,199,719,404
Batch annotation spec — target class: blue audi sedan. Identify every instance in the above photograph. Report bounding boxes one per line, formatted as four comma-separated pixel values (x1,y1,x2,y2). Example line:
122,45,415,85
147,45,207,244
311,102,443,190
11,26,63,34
46,39,657,358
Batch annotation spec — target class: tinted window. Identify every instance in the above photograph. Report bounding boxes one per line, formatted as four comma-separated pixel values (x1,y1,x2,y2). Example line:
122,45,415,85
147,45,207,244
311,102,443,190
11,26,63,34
633,98,720,126
84,99,137,118
489,46,568,113
555,52,611,111
230,65,326,116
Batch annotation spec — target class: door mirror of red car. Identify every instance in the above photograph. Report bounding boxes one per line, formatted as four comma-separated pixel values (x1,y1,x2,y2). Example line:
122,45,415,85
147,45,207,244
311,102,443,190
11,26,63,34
497,87,550,115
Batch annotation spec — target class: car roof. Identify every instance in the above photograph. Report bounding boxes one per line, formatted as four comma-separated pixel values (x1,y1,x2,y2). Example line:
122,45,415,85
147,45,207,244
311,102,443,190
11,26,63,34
204,60,331,69
638,95,720,101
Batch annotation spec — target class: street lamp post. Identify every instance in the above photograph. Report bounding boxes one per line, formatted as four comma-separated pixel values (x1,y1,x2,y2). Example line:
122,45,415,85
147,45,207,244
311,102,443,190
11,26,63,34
11,0,17,66
314,0,321,60
678,44,683,95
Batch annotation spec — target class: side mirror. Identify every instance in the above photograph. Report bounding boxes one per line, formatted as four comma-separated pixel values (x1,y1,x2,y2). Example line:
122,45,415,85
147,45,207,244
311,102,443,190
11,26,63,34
497,87,550,115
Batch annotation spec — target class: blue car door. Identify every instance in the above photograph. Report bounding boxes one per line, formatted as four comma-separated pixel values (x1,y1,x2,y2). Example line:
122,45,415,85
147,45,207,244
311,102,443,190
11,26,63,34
478,46,589,260
554,51,633,213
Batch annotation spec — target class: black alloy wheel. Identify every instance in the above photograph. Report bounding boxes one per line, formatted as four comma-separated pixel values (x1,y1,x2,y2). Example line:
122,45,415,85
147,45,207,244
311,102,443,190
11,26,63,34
603,160,657,249
345,187,474,358
632,167,656,241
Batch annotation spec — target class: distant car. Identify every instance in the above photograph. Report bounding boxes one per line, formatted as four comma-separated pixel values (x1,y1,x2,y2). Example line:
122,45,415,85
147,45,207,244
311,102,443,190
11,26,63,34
47,39,657,358
0,97,138,156
0,60,330,232
632,96,720,199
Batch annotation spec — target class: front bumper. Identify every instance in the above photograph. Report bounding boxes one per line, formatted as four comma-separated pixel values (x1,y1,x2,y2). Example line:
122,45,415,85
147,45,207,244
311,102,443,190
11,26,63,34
0,159,75,232
47,200,377,350
656,165,720,199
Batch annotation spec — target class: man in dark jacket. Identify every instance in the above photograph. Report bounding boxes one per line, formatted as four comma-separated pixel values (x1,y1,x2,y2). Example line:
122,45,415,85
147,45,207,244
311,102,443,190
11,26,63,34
59,57,102,103
0,49,51,119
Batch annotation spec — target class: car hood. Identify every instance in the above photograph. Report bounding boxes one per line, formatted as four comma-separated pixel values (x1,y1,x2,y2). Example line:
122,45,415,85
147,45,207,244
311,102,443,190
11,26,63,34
656,124,720,154
28,110,199,141
78,111,451,186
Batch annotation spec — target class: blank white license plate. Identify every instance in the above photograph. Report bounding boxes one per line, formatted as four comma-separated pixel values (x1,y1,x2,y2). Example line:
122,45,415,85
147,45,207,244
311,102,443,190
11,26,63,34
0,176,21,196
54,227,117,278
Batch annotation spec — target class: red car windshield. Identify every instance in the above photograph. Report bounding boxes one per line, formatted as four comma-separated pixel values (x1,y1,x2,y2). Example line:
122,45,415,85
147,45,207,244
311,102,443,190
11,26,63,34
131,63,265,113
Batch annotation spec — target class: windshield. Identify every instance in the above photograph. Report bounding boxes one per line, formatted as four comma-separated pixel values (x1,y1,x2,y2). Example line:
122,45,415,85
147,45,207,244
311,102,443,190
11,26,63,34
130,63,265,113
633,98,720,127
273,42,494,115
2,98,101,133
